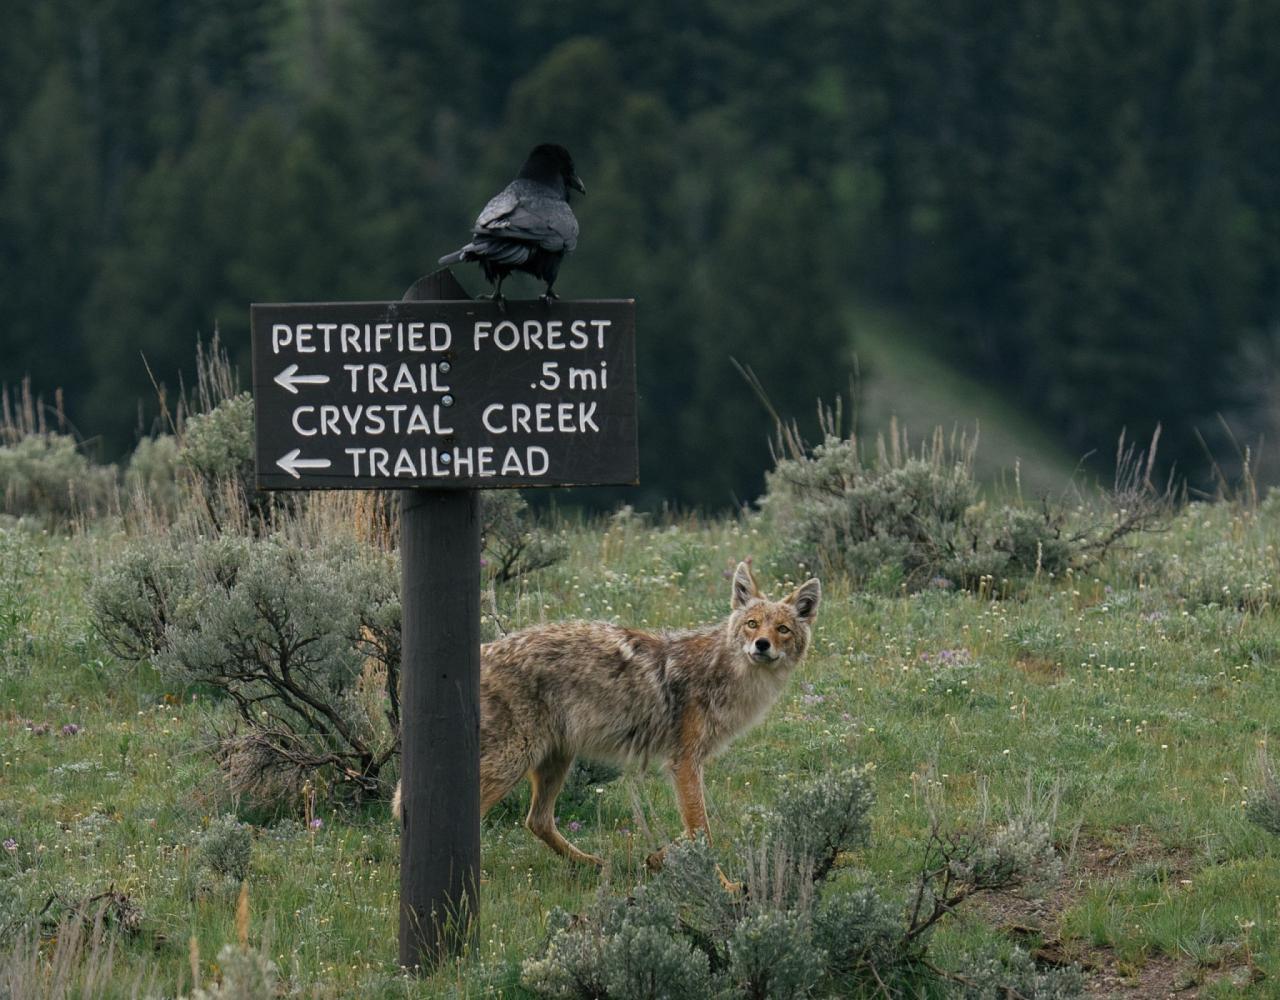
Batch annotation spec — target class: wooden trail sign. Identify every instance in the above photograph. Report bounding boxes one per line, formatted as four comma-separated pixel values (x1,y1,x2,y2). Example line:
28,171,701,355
251,295,637,490
250,269,638,972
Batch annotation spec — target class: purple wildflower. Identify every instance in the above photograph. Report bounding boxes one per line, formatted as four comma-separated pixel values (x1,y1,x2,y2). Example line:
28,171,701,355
309,818,323,830
60,723,81,736
568,821,582,833
3,838,16,853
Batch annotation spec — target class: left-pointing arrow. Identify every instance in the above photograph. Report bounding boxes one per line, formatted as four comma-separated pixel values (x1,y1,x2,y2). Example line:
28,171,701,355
274,363,331,394
277,448,333,479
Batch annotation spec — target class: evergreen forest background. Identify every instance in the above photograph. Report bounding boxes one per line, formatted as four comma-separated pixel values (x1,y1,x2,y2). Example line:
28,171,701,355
3,0,1279,508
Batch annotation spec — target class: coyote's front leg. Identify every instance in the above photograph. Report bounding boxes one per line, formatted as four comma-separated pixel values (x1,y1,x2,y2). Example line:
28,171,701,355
646,753,741,891
646,752,708,868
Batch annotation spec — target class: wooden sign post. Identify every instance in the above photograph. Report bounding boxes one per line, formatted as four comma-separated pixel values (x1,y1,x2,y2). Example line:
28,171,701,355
251,270,637,970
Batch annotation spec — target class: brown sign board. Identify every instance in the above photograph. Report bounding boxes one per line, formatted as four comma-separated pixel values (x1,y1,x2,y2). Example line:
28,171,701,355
251,299,637,490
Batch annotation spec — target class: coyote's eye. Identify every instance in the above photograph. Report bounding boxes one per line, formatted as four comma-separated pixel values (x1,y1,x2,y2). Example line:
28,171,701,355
777,624,791,635
746,619,759,629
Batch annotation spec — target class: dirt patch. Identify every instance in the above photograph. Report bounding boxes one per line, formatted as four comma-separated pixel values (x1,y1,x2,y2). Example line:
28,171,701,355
1079,949,1196,998
967,829,1212,998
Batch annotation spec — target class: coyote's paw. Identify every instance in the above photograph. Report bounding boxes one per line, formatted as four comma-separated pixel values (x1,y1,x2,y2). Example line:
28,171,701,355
717,868,743,894
646,847,740,893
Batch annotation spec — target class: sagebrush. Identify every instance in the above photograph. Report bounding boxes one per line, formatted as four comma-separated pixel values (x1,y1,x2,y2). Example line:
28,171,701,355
522,767,1082,999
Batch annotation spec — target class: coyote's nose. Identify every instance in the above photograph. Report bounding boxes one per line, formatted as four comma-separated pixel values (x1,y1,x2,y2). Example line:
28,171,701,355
754,637,771,653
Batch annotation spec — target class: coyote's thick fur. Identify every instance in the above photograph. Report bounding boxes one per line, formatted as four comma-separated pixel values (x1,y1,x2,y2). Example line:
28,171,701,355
393,561,820,868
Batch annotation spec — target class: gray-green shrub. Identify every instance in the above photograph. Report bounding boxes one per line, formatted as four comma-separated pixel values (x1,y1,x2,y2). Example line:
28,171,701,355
521,767,1081,999
0,433,116,523
180,392,254,493
761,435,1069,590
948,945,1086,999
124,433,182,517
89,531,401,805
182,944,276,1000
726,909,825,999
178,392,291,532
761,426,1160,591
196,814,253,883
481,490,568,583
89,535,196,661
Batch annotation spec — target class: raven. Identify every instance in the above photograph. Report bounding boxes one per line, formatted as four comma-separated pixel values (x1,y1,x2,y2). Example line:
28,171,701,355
438,144,585,307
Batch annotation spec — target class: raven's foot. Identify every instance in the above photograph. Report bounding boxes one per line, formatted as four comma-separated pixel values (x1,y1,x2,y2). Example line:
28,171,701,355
540,289,560,306
486,291,507,314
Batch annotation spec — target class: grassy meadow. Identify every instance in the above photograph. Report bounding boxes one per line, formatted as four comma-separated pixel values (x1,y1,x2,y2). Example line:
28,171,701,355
2,491,1280,997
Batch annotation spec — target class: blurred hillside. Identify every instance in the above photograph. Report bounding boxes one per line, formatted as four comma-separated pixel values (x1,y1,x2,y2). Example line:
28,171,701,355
2,0,1279,507
849,304,1081,499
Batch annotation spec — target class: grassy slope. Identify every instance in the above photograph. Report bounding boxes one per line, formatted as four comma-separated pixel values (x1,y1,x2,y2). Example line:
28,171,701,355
849,303,1082,499
3,503,1280,996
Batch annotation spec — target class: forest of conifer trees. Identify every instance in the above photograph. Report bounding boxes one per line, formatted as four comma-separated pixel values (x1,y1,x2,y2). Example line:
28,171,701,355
3,0,1279,506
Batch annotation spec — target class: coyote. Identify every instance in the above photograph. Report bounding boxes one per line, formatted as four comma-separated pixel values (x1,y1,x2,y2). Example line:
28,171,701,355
393,561,821,868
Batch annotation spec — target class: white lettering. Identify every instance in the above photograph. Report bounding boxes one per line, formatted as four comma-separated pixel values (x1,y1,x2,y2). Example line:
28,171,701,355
568,366,597,391
392,364,416,392
393,449,416,477
494,320,520,351
292,406,316,436
500,448,525,476
407,405,432,434
272,324,293,354
482,403,505,434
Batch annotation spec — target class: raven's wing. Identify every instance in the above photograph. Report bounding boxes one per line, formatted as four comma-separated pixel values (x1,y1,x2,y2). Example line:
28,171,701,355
474,182,579,253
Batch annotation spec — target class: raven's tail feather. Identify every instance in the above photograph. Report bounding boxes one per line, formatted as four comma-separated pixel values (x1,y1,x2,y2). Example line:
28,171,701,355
437,248,468,266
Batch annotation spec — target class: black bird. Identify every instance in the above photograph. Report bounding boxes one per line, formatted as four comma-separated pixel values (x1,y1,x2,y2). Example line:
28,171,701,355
438,144,585,307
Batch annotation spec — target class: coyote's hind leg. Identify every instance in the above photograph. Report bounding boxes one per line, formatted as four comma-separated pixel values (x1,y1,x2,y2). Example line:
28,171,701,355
526,752,604,868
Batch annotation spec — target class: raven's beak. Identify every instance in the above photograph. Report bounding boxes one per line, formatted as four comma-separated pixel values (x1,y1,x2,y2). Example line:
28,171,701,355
570,174,586,195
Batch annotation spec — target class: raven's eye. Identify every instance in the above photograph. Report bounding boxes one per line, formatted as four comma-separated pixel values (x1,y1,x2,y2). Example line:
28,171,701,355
746,619,759,629
777,624,791,635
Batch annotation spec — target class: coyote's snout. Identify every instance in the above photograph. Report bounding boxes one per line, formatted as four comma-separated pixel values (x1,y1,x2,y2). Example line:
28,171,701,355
393,561,820,868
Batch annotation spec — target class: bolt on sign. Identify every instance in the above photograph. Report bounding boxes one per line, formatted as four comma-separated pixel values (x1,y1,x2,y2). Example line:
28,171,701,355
251,299,638,490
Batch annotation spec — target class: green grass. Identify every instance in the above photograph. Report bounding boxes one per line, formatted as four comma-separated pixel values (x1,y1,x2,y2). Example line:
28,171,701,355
3,500,1280,996
848,302,1082,498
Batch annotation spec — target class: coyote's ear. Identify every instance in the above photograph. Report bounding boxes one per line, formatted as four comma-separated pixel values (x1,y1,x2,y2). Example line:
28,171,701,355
786,578,821,622
731,561,760,609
